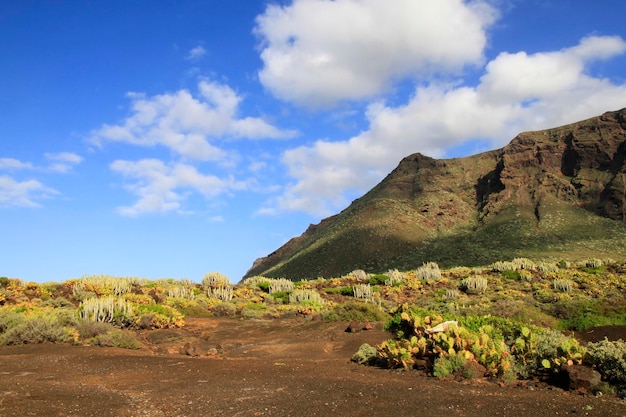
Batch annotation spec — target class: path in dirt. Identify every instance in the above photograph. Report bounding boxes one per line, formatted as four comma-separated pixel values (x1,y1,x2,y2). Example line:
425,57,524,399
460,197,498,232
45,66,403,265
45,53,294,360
0,318,624,417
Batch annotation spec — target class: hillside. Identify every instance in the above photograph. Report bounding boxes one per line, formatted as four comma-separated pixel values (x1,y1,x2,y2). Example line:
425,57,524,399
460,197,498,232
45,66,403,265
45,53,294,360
245,108,626,280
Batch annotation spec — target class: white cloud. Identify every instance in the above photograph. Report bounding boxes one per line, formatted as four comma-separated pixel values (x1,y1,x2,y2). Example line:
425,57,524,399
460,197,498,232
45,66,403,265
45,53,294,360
187,45,207,60
44,152,83,173
255,0,497,107
0,175,58,207
0,158,33,170
267,35,626,216
89,80,297,161
110,159,248,216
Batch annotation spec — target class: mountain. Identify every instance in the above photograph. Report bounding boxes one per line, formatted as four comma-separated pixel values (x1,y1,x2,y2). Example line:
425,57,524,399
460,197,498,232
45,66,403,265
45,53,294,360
244,109,626,280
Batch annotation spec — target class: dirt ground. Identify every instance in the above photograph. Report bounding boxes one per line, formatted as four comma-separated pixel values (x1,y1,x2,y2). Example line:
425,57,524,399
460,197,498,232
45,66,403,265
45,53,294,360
0,317,624,417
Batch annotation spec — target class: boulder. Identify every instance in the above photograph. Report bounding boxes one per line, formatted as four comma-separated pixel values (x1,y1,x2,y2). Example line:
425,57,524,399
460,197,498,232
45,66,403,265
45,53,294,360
560,365,602,393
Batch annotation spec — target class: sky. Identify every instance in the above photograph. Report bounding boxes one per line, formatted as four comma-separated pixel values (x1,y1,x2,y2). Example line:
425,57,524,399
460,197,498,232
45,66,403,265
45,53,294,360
1,0,626,283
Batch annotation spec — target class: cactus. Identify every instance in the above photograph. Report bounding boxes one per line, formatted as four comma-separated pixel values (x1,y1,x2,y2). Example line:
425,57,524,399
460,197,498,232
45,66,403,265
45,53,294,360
461,276,488,294
241,276,271,288
490,261,517,272
347,269,368,281
167,286,195,300
73,275,137,296
202,272,230,289
78,296,134,326
416,262,442,281
552,279,573,292
353,284,373,299
289,289,324,304
206,285,234,302
269,278,295,293
385,269,405,285
445,289,458,299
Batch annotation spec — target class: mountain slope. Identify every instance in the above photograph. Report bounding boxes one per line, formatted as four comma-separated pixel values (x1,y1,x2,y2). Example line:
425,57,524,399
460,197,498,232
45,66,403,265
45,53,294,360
245,109,626,280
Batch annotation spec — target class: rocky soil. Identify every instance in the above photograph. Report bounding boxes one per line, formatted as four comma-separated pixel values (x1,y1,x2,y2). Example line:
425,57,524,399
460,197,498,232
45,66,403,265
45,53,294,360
0,317,624,417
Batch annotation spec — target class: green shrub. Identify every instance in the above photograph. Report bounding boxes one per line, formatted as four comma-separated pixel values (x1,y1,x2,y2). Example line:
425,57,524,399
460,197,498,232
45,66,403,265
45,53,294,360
89,329,140,349
42,297,74,308
0,315,74,345
0,309,24,333
210,301,237,317
586,339,626,386
269,290,290,304
500,270,522,280
433,352,467,378
368,274,389,286
76,320,113,339
135,304,184,329
324,286,353,296
352,343,378,365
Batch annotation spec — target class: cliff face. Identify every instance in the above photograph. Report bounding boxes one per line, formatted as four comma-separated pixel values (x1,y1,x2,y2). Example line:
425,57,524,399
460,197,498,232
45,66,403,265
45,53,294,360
244,109,626,281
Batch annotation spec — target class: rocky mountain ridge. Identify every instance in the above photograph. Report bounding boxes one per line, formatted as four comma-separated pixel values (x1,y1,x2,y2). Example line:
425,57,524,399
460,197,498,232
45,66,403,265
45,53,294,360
244,109,626,280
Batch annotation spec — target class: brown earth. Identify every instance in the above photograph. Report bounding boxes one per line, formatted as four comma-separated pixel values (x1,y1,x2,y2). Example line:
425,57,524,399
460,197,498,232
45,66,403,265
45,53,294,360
0,317,624,417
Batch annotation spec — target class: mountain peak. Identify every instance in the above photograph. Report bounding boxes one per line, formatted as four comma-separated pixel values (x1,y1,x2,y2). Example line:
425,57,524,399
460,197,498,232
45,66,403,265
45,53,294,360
244,109,626,281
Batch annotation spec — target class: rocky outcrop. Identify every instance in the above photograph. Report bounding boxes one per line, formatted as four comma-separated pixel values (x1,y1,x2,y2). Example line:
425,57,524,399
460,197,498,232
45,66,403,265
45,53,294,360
244,109,626,281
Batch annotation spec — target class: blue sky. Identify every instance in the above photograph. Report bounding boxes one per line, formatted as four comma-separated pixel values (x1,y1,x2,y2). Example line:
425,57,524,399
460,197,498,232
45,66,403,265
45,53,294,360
1,0,626,283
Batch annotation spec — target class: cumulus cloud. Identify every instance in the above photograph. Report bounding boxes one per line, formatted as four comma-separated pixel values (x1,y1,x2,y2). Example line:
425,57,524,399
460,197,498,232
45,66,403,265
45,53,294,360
187,45,207,60
44,152,83,173
110,159,248,216
255,0,497,107
0,158,33,170
89,80,297,161
0,176,58,208
266,35,626,216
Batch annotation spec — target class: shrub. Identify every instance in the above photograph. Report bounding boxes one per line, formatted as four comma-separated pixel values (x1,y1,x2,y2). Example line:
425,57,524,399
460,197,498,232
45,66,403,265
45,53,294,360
324,286,354,296
210,301,237,317
75,320,113,339
324,301,390,322
134,304,184,329
433,352,467,378
352,343,378,365
586,339,626,386
368,274,389,286
89,329,140,349
42,297,74,308
0,314,75,345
